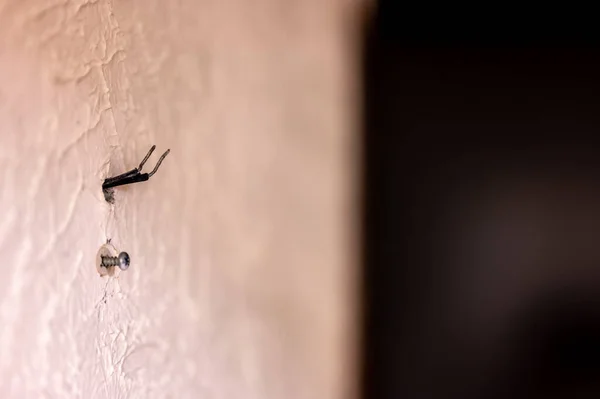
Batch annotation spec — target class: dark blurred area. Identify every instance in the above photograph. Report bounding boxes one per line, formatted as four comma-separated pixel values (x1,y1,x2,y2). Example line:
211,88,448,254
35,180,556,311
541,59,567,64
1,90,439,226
363,4,600,399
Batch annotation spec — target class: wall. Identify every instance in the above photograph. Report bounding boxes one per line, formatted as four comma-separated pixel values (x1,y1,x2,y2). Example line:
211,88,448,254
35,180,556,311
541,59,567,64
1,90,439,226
0,1,360,398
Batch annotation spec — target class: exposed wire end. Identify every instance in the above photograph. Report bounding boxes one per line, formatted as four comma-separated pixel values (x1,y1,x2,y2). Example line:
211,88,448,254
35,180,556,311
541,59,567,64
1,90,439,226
138,145,156,171
101,145,170,200
148,149,170,178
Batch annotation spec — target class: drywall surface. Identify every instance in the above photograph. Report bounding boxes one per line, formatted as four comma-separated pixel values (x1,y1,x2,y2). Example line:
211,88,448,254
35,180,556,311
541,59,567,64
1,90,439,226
0,1,359,398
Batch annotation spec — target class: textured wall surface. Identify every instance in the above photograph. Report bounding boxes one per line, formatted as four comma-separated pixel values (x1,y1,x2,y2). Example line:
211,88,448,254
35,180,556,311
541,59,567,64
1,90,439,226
0,1,360,397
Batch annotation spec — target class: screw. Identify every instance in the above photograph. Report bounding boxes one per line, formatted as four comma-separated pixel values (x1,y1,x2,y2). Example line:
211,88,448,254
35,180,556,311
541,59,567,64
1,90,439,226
100,252,130,271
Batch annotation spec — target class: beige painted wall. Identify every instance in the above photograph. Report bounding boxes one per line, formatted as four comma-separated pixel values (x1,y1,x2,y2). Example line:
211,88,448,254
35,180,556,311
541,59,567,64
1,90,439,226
0,1,360,398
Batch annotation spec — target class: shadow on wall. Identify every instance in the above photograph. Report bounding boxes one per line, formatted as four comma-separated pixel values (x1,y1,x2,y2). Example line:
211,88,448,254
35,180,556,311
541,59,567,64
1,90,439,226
361,4,600,399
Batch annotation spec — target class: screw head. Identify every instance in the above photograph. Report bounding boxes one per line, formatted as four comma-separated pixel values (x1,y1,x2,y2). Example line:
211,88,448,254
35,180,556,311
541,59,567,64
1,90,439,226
118,252,130,270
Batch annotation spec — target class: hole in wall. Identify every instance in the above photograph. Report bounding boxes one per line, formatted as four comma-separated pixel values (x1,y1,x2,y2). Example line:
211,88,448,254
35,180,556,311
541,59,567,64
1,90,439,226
96,243,118,277
103,187,115,204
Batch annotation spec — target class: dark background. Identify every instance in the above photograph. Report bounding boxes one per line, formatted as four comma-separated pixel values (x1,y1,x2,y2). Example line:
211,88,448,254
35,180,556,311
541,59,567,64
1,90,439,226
362,4,600,399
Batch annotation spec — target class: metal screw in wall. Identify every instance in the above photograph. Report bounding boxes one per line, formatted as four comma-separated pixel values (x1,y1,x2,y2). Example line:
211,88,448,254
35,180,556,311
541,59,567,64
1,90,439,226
96,243,129,276
101,252,130,271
